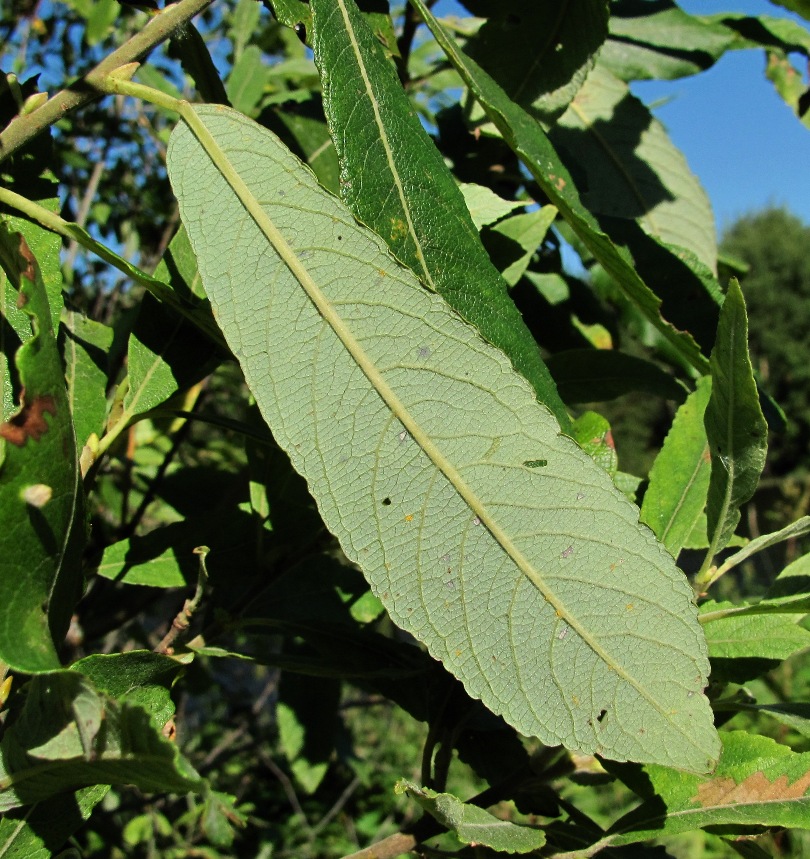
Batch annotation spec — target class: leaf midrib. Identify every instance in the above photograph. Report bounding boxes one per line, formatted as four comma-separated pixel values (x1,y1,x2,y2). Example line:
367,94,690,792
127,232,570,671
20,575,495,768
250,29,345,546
179,104,708,749
332,0,435,289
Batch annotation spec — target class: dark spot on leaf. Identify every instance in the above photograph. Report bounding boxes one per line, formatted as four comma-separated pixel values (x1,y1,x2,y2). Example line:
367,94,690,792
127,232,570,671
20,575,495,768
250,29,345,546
0,392,57,446
597,708,607,723
337,235,343,241
382,497,391,506
523,459,547,468
294,22,306,43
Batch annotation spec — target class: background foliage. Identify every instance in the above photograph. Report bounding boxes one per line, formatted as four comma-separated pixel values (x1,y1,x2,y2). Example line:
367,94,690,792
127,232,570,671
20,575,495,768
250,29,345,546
1,0,810,857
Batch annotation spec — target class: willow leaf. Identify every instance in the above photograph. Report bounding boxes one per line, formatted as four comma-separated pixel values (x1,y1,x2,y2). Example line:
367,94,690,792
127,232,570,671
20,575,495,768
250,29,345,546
167,104,719,771
310,0,569,427
409,0,709,374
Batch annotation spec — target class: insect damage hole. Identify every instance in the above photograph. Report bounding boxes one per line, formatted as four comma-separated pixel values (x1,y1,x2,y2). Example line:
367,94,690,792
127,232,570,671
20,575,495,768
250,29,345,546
597,708,607,724
382,497,392,506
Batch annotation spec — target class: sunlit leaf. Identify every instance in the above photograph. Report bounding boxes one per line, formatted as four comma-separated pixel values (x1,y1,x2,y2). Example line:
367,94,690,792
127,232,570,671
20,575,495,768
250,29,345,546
167,104,718,770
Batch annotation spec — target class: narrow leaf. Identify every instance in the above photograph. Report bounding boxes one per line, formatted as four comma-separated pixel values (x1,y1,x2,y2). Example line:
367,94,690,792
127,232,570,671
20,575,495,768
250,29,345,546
310,0,569,426
409,0,710,374
714,517,810,579
459,183,524,230
167,104,719,770
606,732,810,846
396,779,546,853
0,231,85,673
61,311,113,450
704,279,768,553
641,377,712,558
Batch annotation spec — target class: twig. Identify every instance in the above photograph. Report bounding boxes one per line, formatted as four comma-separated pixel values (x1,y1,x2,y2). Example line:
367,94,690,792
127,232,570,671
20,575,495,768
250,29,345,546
154,546,210,654
262,752,312,835
311,775,362,838
0,0,215,163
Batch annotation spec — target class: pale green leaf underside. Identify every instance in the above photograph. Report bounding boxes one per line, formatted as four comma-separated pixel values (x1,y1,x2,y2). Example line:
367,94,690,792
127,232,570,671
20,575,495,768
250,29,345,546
167,104,718,771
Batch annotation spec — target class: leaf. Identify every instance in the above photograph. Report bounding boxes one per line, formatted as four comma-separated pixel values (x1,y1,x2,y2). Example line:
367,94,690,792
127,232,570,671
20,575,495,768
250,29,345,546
606,732,810,846
546,350,687,405
551,64,717,273
713,517,810,581
310,0,569,427
766,49,810,131
464,0,609,125
397,779,546,853
459,182,523,230
0,231,85,673
226,44,268,115
486,206,557,287
718,701,810,740
602,4,738,82
167,103,719,770
0,672,205,812
569,411,617,477
641,377,712,558
119,293,218,426
61,311,113,450
277,673,340,794
700,599,810,682
704,279,768,553
0,784,107,859
409,0,710,375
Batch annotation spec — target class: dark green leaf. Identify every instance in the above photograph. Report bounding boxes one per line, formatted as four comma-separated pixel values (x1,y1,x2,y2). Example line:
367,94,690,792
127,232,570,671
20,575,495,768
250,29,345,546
464,0,609,124
0,230,85,673
546,349,687,405
0,672,205,812
310,0,570,426
704,279,768,553
410,0,710,374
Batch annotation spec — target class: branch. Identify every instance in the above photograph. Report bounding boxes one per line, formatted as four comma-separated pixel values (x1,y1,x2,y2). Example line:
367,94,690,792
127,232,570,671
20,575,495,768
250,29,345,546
0,0,215,163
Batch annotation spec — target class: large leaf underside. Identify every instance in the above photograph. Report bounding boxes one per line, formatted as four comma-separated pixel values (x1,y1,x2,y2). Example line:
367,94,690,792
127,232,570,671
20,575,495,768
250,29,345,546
167,105,719,771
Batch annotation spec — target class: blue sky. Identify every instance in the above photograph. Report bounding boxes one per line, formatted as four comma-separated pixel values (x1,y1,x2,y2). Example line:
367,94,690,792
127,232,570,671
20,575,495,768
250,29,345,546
438,0,810,235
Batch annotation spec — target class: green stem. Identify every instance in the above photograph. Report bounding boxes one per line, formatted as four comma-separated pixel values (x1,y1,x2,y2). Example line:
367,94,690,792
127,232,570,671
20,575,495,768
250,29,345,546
0,0,215,162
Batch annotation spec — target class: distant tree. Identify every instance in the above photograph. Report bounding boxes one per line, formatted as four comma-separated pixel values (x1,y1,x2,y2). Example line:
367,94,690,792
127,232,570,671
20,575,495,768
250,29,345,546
721,208,810,475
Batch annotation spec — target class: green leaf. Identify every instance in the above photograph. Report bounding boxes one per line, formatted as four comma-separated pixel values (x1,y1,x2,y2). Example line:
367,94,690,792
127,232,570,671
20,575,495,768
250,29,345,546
263,101,340,194
167,103,719,770
486,206,557,287
641,377,712,558
85,0,118,46
0,231,85,673
700,599,810,682
459,183,524,230
464,0,609,125
766,49,810,131
61,311,113,451
226,44,269,115
602,5,738,82
704,279,768,554
0,672,205,812
713,517,810,581
606,732,810,846
569,411,617,477
310,0,569,427
551,64,717,272
119,293,218,426
277,673,340,794
396,779,546,853
717,700,810,739
409,0,710,375
546,349,687,405
229,0,262,60
0,784,107,859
